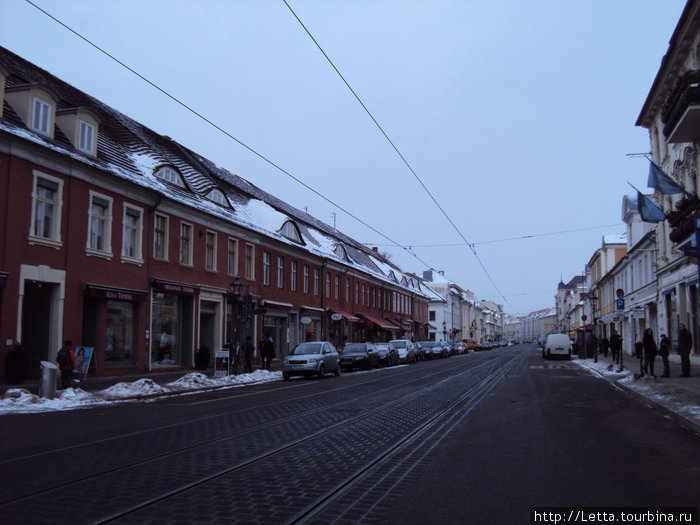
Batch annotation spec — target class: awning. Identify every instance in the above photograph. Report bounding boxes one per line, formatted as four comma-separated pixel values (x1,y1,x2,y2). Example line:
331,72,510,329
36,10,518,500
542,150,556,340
357,312,398,330
330,309,361,323
427,323,437,330
394,319,413,331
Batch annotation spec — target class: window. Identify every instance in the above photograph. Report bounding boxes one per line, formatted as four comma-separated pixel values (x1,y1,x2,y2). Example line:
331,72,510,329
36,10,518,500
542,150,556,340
245,244,255,280
78,120,95,154
280,221,304,244
277,256,284,288
263,252,271,285
291,261,297,292
314,268,320,296
334,244,349,261
362,285,366,306
207,189,228,206
32,97,51,135
87,192,113,256
303,265,309,294
154,214,169,260
205,231,217,271
429,311,436,321
346,278,350,302
335,275,339,300
326,272,331,298
30,173,63,247
122,205,143,262
227,238,238,276
372,288,376,308
355,282,359,304
180,223,193,266
154,166,185,187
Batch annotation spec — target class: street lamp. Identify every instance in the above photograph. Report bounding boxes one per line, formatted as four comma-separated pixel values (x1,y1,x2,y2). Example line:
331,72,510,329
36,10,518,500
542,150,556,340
230,276,252,351
589,293,598,362
442,320,447,342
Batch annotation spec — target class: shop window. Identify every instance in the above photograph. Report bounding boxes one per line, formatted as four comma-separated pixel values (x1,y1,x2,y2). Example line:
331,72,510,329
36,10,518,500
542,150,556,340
152,292,194,366
106,301,137,364
29,172,63,248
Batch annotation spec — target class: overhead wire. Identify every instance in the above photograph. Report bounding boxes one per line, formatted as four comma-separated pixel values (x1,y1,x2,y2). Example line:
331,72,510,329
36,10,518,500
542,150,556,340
281,0,513,308
23,0,440,273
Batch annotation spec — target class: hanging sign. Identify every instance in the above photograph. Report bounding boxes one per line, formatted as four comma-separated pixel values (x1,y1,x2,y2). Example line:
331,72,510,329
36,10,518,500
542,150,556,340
330,313,343,321
300,316,313,325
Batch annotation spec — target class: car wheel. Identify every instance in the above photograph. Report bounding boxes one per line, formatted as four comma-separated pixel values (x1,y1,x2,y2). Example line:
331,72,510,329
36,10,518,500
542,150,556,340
317,364,325,378
283,372,290,381
334,365,341,376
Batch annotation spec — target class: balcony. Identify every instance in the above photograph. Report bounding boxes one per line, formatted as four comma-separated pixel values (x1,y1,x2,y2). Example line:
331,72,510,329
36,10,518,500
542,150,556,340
662,71,700,143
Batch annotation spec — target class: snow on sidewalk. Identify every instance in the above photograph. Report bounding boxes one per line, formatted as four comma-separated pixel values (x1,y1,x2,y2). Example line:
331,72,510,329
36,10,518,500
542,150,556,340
0,370,282,415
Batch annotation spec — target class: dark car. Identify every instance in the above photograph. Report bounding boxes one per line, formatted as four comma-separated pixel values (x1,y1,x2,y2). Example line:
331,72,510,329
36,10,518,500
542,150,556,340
339,342,380,371
418,341,434,359
413,341,427,361
429,341,449,359
375,342,399,366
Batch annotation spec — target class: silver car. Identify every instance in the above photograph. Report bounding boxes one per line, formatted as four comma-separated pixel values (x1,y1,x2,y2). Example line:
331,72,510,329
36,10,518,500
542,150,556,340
388,339,417,364
282,342,341,380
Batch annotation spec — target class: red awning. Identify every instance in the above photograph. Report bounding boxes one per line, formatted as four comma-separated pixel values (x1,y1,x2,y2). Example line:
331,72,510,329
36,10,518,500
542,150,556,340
395,319,413,331
357,313,399,330
331,309,361,323
427,323,437,330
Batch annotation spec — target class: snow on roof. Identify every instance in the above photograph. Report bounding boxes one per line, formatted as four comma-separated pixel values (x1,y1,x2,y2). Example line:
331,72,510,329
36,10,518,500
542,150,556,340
603,234,627,245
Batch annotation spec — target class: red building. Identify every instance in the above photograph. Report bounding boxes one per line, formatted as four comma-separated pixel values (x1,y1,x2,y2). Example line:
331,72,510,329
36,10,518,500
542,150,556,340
0,47,429,382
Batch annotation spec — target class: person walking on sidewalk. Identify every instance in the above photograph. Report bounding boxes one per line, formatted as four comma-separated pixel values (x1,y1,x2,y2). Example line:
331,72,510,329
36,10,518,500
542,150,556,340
659,334,670,378
610,329,622,364
678,323,692,377
243,335,254,373
599,336,609,358
57,340,76,389
642,328,657,377
262,337,275,371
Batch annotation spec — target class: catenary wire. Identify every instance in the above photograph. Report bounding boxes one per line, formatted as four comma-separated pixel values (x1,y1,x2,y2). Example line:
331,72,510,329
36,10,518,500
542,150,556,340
281,0,513,309
22,0,444,276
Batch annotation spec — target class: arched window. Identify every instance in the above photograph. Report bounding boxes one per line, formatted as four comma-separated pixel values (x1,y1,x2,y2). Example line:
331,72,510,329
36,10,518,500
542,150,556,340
334,244,350,261
206,188,229,207
279,220,304,244
154,166,185,187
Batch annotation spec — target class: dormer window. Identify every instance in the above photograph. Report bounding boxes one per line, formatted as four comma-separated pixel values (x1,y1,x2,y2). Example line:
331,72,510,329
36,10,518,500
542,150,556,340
32,97,52,135
206,188,229,207
334,244,350,261
388,270,398,282
78,120,95,153
155,166,185,187
279,220,304,244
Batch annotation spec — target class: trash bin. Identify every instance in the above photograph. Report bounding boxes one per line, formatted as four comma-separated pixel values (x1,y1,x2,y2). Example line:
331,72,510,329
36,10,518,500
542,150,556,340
39,360,58,399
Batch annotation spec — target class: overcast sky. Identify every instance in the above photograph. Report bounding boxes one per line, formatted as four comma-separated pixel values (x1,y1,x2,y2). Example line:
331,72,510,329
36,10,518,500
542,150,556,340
0,0,687,315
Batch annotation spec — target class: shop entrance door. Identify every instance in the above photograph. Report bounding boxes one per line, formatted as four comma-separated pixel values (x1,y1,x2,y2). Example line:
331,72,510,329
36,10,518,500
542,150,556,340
21,281,53,379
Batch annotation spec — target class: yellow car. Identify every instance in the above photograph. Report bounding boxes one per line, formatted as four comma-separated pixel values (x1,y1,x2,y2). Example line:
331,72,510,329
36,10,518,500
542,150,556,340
464,338,481,351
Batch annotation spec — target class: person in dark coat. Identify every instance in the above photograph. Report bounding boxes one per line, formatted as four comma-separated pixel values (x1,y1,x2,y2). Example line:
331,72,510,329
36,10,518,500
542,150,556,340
642,328,657,377
57,340,76,389
225,340,238,375
599,336,610,358
262,337,275,371
634,340,644,375
243,335,254,373
658,334,670,378
610,330,622,364
678,323,692,377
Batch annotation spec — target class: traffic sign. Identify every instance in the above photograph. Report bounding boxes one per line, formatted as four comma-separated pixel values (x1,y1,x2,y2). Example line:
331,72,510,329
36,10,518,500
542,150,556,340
616,288,624,299
615,299,625,310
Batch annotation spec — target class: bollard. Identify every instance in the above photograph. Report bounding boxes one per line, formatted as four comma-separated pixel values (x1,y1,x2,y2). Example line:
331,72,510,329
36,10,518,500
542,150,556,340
38,361,58,399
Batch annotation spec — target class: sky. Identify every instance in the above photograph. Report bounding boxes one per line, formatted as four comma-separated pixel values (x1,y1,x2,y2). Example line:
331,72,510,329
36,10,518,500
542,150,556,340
0,0,688,315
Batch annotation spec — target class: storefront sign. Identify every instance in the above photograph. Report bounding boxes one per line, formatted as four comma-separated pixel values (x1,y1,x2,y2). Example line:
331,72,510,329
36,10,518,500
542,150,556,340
87,285,147,302
330,313,343,321
152,280,199,296
300,316,313,325
214,348,230,377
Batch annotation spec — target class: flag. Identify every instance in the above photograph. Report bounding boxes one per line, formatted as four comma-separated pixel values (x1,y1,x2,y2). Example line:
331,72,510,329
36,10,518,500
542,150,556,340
648,161,684,194
637,191,666,223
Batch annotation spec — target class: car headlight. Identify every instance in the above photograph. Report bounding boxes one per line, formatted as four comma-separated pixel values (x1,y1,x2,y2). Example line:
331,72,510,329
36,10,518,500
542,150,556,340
308,358,318,363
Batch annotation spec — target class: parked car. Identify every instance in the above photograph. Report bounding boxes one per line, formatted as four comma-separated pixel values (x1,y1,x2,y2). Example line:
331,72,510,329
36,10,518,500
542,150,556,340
429,341,449,359
389,339,417,364
454,342,467,354
464,338,481,351
480,341,493,350
375,342,399,366
339,342,380,371
413,341,428,361
418,341,434,359
282,341,341,380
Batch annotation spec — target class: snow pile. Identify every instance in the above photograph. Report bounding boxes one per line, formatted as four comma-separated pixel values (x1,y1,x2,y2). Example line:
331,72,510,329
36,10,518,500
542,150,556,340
573,359,700,429
0,369,283,415
0,387,106,414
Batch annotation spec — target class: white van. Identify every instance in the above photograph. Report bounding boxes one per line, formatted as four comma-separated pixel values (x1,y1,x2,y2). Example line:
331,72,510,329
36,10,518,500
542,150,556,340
543,334,571,360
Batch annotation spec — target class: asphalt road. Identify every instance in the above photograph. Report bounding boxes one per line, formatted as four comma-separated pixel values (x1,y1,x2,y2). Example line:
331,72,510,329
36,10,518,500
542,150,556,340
1,344,697,525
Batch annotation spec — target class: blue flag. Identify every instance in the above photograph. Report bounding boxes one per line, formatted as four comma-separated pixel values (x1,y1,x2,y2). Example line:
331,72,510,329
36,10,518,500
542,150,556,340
648,161,684,194
637,191,666,223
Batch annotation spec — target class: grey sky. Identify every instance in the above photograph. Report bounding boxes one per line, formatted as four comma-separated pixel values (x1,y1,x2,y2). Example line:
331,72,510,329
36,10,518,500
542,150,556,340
0,0,686,314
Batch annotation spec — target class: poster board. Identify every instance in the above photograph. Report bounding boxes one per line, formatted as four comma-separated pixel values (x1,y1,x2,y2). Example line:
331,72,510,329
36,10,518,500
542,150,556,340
73,347,94,380
214,348,229,377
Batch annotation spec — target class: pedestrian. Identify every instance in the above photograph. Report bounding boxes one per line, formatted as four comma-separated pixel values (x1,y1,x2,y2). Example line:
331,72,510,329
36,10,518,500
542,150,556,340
263,336,275,371
678,323,692,377
599,336,610,358
610,330,622,364
642,328,657,377
225,340,239,375
56,340,76,389
634,340,644,376
658,334,670,378
243,335,254,373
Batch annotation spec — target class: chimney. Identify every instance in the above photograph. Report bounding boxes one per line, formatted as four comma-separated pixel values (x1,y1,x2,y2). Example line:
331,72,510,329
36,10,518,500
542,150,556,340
372,247,378,252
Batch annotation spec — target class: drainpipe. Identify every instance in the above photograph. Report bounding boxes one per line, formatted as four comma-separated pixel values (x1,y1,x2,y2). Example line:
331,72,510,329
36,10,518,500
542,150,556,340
145,194,162,372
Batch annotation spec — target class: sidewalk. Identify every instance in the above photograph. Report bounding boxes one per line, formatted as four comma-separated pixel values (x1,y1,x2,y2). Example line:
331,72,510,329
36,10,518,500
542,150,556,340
573,352,700,434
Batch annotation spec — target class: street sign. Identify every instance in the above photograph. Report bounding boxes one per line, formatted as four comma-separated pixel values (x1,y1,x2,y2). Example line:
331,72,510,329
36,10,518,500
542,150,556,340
581,315,587,321
615,299,625,310
616,288,624,299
